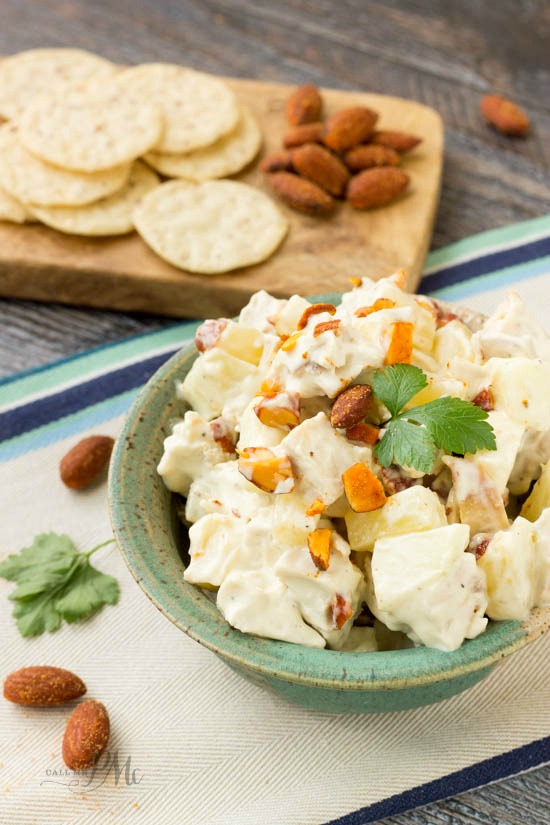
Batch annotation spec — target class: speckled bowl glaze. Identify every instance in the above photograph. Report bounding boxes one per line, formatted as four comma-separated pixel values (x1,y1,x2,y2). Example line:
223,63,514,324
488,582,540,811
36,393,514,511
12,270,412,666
109,295,550,714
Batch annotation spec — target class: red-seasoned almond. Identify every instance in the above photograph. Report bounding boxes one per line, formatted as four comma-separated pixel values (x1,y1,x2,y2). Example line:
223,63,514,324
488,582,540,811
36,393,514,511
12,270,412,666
323,107,378,151
342,462,386,513
371,130,422,153
480,94,529,136
313,319,341,337
344,144,400,171
283,122,325,148
259,150,295,173
60,435,114,490
347,167,409,210
62,699,110,770
266,172,334,216
346,422,380,446
285,84,323,126
307,528,332,571
330,385,373,429
297,302,337,330
3,666,86,706
331,594,354,630
195,318,228,352
292,143,350,197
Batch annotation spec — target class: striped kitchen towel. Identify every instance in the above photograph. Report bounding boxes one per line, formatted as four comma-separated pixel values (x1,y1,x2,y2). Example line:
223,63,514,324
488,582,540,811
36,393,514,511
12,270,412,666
1,214,549,825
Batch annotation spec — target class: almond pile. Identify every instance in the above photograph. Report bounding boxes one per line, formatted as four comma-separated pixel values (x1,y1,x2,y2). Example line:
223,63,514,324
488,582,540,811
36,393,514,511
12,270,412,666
261,83,421,216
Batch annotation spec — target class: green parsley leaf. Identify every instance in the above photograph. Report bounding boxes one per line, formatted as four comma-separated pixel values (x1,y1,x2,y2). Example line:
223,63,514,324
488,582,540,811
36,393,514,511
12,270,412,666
0,533,119,637
370,364,428,418
370,364,497,474
404,397,497,455
374,418,437,474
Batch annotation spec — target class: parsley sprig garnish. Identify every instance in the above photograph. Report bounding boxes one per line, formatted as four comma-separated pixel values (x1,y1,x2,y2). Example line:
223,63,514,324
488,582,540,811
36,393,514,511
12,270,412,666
0,534,119,637
371,364,497,474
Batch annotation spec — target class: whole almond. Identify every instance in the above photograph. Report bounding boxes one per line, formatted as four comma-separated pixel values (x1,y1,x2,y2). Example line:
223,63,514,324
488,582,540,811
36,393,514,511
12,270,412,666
292,143,350,197
285,84,323,126
347,167,409,210
344,144,400,172
283,122,325,149
266,172,334,216
259,150,295,173
371,130,421,153
63,699,110,770
323,107,378,152
480,94,530,136
4,666,86,706
60,435,115,490
330,385,373,429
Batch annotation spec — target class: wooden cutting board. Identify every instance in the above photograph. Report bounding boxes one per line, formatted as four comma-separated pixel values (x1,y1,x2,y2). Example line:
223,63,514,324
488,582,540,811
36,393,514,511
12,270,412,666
0,78,443,319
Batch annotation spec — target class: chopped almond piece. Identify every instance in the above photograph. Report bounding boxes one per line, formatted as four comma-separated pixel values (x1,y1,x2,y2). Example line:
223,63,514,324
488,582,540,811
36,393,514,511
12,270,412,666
307,528,332,571
330,594,354,630
313,319,341,337
195,319,228,352
280,331,303,352
349,277,362,288
254,391,300,429
238,447,295,494
306,498,326,516
354,298,396,317
472,388,494,412
260,380,282,394
345,422,380,445
209,418,236,453
385,321,414,365
297,303,337,330
342,462,386,512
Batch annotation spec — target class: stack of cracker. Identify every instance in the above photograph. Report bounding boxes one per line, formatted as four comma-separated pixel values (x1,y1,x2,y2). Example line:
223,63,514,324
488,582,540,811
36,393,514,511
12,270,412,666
0,50,287,274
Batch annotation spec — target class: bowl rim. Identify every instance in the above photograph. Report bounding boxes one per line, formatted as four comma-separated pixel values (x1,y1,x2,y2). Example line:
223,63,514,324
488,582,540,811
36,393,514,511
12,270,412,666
109,294,550,691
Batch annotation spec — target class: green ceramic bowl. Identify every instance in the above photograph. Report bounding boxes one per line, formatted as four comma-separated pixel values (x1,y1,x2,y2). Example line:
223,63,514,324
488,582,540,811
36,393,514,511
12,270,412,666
109,303,549,714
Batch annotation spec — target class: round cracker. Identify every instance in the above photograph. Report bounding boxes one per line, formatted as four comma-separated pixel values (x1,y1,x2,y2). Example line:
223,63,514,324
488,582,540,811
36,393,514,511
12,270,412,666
0,48,117,120
29,161,160,236
19,85,163,172
144,106,262,181
117,63,239,154
0,123,131,207
133,180,288,274
0,185,31,223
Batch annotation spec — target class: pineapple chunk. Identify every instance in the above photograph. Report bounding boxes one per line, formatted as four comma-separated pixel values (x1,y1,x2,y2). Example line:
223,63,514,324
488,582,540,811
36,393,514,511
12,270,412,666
218,322,264,365
346,486,447,552
521,461,550,522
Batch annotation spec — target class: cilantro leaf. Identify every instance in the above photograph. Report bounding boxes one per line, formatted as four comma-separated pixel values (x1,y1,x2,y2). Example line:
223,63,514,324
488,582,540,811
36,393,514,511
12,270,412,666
0,534,118,637
371,364,428,418
405,397,497,455
374,418,437,474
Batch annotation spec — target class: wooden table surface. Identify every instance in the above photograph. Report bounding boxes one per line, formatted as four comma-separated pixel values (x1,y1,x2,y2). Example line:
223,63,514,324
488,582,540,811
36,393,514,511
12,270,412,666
0,1,548,822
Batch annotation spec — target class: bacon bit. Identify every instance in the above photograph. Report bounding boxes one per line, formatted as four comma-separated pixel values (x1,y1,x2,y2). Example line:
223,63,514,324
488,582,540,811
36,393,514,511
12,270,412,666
472,388,494,412
349,277,362,288
238,447,295,494
254,391,300,429
306,498,326,516
209,418,236,454
385,321,414,365
355,298,396,317
346,422,380,445
296,303,337,330
281,331,303,352
381,465,417,495
194,318,228,352
307,528,332,571
342,462,386,512
331,594,354,630
313,319,341,337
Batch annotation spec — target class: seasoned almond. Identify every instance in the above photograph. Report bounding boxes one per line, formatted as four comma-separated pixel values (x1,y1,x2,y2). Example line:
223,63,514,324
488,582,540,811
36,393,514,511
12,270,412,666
266,171,334,216
259,150,295,173
254,391,300,429
472,388,494,412
354,298,396,317
371,130,421,153
344,144,400,171
63,699,110,770
330,385,373,429
342,462,386,512
385,321,414,365
238,447,295,494
209,417,236,453
347,167,409,210
346,422,380,446
4,666,86,706
323,107,378,152
307,528,332,571
297,302,337,329
60,435,114,490
285,84,323,126
283,122,325,148
331,594,354,630
313,319,341,337
195,318,228,352
292,143,350,197
480,94,529,136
